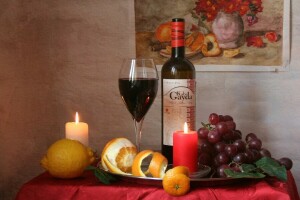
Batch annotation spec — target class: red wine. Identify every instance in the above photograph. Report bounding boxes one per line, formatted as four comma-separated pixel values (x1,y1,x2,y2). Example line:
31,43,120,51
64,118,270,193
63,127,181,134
119,78,158,122
161,18,196,163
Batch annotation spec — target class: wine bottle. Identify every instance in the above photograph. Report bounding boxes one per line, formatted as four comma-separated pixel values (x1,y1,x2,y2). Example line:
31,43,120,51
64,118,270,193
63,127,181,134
161,18,196,163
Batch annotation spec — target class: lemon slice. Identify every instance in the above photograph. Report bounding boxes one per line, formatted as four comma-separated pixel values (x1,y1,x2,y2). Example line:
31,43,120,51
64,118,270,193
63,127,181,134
223,48,240,58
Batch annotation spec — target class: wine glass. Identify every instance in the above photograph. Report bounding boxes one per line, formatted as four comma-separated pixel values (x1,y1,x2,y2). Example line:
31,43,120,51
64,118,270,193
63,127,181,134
118,58,158,151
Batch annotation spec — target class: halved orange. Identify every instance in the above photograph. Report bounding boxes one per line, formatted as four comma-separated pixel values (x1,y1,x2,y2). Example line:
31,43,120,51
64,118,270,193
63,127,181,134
132,150,154,177
148,152,168,178
201,33,221,57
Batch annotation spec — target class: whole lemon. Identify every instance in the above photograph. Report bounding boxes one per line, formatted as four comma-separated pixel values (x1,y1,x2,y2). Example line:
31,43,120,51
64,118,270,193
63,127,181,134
40,139,95,179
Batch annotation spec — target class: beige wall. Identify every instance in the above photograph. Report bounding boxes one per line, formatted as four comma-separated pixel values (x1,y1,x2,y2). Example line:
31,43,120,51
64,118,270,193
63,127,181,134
0,0,299,199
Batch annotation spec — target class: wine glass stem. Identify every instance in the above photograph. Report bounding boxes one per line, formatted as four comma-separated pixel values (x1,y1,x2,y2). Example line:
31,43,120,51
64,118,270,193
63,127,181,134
133,118,144,152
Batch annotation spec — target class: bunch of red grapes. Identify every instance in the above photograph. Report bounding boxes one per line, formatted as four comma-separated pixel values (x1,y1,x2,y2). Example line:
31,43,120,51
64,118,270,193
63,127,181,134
197,113,293,178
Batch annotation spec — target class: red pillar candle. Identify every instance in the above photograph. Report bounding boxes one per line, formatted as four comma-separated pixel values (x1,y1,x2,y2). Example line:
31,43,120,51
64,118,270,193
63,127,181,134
173,122,198,172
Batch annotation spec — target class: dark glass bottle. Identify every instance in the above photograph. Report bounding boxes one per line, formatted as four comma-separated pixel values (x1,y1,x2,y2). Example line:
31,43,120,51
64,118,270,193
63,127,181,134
161,18,196,163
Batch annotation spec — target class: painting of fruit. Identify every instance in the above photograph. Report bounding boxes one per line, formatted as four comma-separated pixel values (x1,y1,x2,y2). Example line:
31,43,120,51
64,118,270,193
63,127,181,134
134,0,289,71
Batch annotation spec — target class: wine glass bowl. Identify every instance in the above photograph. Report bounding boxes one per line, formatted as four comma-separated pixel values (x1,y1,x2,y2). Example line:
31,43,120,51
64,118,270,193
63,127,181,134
118,58,158,151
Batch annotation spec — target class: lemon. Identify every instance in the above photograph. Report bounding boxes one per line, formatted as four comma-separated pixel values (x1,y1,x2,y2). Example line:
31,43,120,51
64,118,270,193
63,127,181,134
41,139,95,179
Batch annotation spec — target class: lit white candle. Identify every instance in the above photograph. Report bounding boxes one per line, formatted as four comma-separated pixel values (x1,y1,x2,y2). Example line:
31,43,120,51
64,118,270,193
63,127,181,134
65,112,89,146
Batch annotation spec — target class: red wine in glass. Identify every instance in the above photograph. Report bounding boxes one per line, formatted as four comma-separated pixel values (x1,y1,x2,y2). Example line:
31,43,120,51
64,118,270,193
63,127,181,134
119,78,158,122
118,58,158,151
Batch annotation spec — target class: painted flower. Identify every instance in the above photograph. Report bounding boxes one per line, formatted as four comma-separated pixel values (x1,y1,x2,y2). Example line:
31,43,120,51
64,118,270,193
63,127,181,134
265,31,279,42
194,0,264,26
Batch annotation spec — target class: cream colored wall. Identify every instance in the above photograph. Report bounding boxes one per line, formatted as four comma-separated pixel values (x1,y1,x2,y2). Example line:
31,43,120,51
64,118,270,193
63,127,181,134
0,0,299,199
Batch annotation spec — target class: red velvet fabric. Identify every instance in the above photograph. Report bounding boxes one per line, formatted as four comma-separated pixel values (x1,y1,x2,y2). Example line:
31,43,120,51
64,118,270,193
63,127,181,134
16,171,299,200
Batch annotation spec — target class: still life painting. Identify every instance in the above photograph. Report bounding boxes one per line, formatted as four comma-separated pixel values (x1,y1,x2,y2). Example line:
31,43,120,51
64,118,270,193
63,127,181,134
134,0,290,71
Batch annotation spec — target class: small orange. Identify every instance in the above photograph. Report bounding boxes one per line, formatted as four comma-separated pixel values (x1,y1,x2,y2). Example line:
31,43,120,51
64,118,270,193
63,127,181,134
165,166,190,177
162,173,190,196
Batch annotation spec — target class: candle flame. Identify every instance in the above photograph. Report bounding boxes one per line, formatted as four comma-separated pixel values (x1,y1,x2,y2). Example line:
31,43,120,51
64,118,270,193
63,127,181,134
184,122,188,134
75,112,79,124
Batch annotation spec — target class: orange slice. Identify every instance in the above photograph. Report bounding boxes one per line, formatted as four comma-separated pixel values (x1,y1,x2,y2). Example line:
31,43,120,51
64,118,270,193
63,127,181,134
148,152,168,178
101,138,137,174
189,32,205,52
132,150,154,177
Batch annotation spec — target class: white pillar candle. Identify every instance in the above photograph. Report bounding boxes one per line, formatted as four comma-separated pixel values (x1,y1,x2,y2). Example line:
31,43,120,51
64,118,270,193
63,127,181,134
65,112,89,146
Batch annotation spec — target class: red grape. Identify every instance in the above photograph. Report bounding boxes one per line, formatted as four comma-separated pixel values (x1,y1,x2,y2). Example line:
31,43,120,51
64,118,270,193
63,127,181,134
225,144,238,158
222,130,235,142
207,129,222,144
198,113,293,178
216,122,229,135
230,163,241,172
223,115,233,121
245,133,257,142
259,148,271,157
250,149,262,162
218,115,225,122
217,164,230,178
278,157,293,170
214,141,226,153
248,138,262,150
199,140,214,154
233,139,246,152
233,153,247,164
209,113,219,125
215,152,230,166
244,149,254,163
232,130,242,140
226,121,236,131
197,127,209,139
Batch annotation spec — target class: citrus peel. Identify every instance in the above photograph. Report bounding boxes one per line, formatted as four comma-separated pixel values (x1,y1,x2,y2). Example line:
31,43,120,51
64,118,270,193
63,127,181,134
132,150,168,178
148,152,168,178
132,150,154,177
101,138,137,174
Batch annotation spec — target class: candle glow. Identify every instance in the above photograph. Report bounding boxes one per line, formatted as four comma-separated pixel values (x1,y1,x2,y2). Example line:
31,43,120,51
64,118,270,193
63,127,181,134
75,112,79,123
65,112,89,146
184,122,188,133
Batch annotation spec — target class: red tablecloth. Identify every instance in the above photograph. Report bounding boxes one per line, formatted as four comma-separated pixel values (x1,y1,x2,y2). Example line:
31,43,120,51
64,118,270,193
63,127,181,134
16,170,299,200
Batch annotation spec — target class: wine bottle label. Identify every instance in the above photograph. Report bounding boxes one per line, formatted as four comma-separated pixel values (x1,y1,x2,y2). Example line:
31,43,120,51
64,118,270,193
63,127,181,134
163,79,196,146
171,21,184,48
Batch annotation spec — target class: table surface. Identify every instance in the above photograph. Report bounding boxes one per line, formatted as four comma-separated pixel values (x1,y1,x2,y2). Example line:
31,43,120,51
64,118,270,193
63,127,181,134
16,170,300,200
